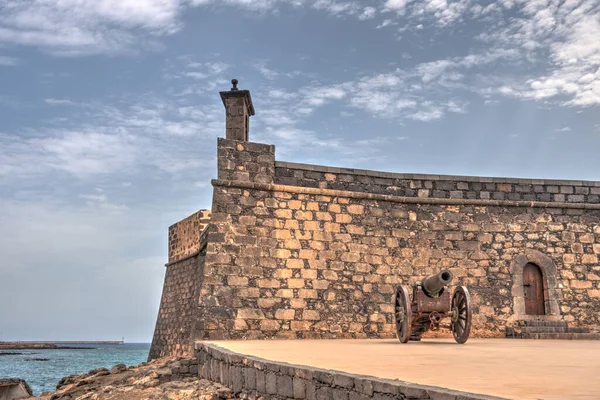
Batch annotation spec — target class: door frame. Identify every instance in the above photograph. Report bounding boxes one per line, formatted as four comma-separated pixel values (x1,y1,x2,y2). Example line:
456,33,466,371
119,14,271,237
509,250,561,320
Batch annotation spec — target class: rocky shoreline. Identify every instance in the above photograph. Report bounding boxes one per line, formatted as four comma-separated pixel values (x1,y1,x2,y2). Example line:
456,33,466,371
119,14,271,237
0,342,58,350
28,356,243,400
0,342,95,350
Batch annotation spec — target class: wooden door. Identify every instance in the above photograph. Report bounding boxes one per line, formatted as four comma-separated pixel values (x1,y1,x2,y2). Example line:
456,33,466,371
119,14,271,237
523,263,545,315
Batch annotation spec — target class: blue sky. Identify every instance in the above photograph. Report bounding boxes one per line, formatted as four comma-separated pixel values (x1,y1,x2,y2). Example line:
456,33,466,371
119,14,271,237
0,0,599,342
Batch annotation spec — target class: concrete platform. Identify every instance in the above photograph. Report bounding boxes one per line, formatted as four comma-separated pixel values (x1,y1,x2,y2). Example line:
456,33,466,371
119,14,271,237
209,339,600,400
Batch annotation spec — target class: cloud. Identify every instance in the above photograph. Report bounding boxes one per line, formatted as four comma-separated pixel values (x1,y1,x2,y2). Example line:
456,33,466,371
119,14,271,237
312,0,362,17
476,0,600,106
0,55,18,65
410,0,472,26
1,94,225,181
0,0,185,55
253,61,281,80
383,0,411,14
359,6,377,20
416,48,519,83
45,98,77,106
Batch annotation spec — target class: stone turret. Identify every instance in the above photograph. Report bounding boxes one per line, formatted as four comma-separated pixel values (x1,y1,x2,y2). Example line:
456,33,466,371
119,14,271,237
220,78,255,141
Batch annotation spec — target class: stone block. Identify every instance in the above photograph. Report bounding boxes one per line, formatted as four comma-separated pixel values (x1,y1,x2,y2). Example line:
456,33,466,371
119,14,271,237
227,276,249,286
333,389,350,400
276,289,295,298
333,374,354,389
303,310,320,320
301,269,318,279
372,380,397,395
266,372,278,394
291,321,313,331
291,378,306,398
257,278,281,288
299,289,318,298
354,378,373,396
275,209,293,219
312,280,330,290
289,200,303,209
571,280,592,289
244,367,256,390
349,392,370,400
347,205,364,214
278,375,294,398
231,366,243,393
275,309,296,320
287,259,305,269
372,394,394,400
306,381,317,400
256,370,266,393
288,278,306,288
272,249,292,258
260,320,281,330
316,386,333,400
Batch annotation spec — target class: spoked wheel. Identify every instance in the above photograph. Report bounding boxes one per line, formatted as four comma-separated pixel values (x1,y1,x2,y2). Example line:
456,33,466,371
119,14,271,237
394,285,412,343
451,286,472,344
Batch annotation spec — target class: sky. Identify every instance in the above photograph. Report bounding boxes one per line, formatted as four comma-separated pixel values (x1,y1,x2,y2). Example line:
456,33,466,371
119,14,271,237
0,0,599,342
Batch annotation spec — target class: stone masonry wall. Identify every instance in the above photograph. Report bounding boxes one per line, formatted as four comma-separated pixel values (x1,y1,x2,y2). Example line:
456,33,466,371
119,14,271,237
196,139,600,341
169,210,211,263
149,252,205,360
196,343,500,400
276,162,600,204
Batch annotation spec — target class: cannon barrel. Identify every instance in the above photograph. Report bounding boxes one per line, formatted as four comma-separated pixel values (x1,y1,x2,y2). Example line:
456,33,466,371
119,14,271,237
422,269,453,297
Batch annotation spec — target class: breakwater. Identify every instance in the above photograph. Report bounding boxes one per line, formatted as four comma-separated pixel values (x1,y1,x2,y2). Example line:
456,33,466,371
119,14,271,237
0,341,124,350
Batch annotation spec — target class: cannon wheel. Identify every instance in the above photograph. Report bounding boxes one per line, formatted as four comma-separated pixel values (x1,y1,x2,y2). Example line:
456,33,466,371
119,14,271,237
451,286,472,344
394,285,412,343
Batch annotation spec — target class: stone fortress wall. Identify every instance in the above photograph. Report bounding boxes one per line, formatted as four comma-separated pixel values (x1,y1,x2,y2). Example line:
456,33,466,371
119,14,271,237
149,210,211,360
149,81,600,359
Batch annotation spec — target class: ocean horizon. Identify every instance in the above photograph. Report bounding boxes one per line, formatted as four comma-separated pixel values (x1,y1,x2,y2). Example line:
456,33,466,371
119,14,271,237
0,342,151,395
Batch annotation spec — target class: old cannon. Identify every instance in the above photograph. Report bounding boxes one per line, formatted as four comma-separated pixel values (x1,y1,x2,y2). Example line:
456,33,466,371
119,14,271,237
393,269,472,343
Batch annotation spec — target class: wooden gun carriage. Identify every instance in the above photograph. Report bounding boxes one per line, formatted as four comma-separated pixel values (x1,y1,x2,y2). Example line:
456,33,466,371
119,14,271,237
393,269,472,343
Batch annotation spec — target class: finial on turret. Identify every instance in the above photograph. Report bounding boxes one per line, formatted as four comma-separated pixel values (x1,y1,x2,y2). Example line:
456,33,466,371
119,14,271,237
231,79,239,91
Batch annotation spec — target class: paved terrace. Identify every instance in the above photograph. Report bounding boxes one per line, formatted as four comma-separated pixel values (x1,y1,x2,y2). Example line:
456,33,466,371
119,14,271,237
207,339,600,400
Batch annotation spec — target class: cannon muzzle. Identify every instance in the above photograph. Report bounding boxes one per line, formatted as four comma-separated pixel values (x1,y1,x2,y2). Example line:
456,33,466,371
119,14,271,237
422,269,453,297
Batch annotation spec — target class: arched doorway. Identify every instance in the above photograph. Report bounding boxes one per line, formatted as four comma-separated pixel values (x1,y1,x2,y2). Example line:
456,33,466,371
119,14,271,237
509,250,560,320
523,263,545,315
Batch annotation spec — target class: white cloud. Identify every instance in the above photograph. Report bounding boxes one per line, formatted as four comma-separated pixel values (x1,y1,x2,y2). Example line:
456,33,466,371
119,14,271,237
312,0,361,16
253,61,280,80
359,6,377,20
476,0,600,106
45,98,77,106
376,19,395,29
2,94,224,181
0,131,137,179
0,0,185,55
410,0,472,26
384,0,411,14
416,48,519,83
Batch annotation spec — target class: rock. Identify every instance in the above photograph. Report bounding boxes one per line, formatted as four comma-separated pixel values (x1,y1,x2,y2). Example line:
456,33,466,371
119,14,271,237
0,378,34,399
35,357,235,400
109,364,127,374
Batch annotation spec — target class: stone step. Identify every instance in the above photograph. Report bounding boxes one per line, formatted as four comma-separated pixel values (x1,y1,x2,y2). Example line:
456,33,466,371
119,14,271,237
519,326,590,334
518,320,568,328
519,333,600,340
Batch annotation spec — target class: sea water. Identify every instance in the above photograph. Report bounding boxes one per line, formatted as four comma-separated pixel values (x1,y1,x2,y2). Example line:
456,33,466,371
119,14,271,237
0,343,150,395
